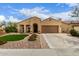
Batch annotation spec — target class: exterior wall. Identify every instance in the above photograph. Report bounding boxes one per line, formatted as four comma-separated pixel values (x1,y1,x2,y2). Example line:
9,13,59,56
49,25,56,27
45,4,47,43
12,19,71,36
17,19,30,33
17,17,41,33
74,26,79,31
40,19,62,33
17,17,72,33
29,17,41,33
70,23,79,32
61,23,72,33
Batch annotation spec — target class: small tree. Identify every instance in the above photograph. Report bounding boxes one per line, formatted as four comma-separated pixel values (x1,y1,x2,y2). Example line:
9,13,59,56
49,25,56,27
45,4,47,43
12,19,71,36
5,22,17,33
0,21,6,27
69,4,79,31
69,4,79,36
70,4,79,20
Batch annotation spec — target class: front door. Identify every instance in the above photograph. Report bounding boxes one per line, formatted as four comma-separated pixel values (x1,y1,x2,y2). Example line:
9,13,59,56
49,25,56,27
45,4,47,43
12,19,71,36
33,23,38,33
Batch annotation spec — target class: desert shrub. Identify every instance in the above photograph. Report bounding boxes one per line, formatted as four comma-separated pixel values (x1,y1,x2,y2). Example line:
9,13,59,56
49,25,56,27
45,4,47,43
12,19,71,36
70,29,79,37
28,34,37,41
31,34,37,38
0,40,7,45
5,22,17,33
5,26,17,33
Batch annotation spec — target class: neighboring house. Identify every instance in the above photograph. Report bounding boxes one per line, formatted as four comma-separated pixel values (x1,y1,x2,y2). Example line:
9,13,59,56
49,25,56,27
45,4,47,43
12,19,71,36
73,24,79,31
67,21,79,32
0,25,5,35
17,16,72,33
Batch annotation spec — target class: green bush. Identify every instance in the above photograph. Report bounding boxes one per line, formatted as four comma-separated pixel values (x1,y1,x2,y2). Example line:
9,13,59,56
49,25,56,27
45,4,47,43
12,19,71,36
28,34,37,41
0,40,7,45
70,29,79,37
5,26,17,33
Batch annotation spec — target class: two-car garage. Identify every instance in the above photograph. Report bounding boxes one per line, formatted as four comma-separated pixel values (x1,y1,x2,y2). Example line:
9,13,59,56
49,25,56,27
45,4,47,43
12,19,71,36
41,25,59,33
17,17,72,33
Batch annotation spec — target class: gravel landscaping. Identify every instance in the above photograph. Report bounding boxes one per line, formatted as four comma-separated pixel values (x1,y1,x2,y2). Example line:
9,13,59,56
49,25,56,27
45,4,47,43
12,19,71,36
0,33,49,49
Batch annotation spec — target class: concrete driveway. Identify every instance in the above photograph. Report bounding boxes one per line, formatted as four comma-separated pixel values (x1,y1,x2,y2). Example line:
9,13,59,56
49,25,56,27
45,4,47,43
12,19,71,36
0,33,79,56
42,33,79,48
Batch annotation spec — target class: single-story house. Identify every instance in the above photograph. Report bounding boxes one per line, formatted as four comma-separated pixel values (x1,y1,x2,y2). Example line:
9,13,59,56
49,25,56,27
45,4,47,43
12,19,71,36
17,16,73,33
68,21,79,32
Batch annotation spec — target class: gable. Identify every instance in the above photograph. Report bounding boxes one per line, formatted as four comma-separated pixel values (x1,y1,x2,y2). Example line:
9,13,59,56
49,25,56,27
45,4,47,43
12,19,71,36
17,16,41,25
41,18,62,25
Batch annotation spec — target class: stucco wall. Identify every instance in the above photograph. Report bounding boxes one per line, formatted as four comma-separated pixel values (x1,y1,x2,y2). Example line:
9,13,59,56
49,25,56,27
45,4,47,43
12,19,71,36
40,18,62,33
17,17,41,33
61,22,72,33
74,26,79,31
17,17,72,33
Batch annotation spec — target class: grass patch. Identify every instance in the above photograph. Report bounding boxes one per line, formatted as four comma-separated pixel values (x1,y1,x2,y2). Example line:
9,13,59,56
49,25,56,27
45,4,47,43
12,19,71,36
0,34,27,41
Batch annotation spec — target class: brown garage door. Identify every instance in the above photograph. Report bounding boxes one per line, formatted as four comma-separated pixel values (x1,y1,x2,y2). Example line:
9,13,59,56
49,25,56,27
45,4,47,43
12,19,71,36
41,25,59,33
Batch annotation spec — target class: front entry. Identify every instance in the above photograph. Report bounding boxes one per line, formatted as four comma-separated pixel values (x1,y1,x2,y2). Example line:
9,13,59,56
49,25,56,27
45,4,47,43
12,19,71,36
33,23,38,33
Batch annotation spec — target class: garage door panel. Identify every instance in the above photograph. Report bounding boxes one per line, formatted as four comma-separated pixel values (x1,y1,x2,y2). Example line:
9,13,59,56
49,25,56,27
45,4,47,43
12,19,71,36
41,25,59,33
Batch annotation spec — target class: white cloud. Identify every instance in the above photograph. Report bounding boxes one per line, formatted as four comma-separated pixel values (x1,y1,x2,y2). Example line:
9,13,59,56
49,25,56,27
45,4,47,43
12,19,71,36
51,11,71,20
0,6,77,22
56,3,79,7
56,4,61,6
19,7,50,19
1,4,79,23
19,7,74,20
66,3,79,7
7,16,21,22
0,15,6,22
51,11,79,21
0,15,20,23
7,5,18,11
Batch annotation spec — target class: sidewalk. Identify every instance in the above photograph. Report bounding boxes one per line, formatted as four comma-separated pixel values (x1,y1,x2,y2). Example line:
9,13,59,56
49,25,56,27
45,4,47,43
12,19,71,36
0,48,79,56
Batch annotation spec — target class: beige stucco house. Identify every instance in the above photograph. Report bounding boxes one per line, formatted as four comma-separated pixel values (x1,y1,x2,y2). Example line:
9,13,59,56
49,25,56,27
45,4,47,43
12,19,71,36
69,22,79,32
17,16,73,33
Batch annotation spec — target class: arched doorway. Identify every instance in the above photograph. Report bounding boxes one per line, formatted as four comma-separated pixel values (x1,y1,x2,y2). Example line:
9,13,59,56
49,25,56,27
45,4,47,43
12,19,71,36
33,23,38,33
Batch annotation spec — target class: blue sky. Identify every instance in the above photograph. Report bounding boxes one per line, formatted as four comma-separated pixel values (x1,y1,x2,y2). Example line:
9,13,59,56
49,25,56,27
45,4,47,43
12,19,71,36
0,3,78,22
